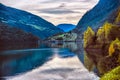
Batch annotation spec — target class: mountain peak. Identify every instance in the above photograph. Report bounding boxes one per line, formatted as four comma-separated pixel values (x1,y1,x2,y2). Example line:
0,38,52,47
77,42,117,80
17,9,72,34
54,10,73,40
57,24,76,32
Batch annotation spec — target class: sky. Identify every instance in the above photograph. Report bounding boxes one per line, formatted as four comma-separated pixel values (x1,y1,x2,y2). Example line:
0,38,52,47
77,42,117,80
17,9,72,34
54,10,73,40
0,0,99,25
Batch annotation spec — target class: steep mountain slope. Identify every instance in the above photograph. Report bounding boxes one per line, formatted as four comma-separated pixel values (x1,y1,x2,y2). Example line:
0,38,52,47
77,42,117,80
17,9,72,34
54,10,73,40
0,3,63,40
73,0,120,40
0,22,39,50
0,23,38,41
57,24,76,32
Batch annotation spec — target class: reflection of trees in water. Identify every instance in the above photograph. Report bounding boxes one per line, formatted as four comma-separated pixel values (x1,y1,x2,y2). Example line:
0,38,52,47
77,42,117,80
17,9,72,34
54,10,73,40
84,51,95,71
83,49,120,76
44,41,86,63
63,42,78,51
45,41,82,53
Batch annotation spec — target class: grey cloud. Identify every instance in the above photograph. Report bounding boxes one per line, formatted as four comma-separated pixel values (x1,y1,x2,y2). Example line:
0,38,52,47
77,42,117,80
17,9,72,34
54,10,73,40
38,8,76,14
79,0,92,2
40,9,75,14
66,15,82,20
58,3,66,8
41,0,79,3
41,0,93,4
41,16,51,18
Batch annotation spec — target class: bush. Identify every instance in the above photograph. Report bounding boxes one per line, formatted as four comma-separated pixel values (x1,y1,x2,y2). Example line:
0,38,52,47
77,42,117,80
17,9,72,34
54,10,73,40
100,66,120,80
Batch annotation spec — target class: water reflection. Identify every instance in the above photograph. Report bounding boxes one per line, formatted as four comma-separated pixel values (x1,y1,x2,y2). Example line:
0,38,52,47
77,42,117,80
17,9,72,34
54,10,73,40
45,42,78,52
44,41,85,63
83,49,119,76
0,49,53,77
1,41,101,79
0,43,76,78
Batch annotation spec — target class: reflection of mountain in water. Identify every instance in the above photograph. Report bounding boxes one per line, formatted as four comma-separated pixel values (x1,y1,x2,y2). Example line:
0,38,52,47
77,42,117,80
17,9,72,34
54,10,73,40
45,41,85,63
45,41,104,76
0,41,95,79
0,49,53,77
46,42,78,51
0,42,77,78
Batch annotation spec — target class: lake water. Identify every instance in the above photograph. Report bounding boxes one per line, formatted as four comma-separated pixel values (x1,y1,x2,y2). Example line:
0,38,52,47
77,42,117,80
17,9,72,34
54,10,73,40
0,42,99,80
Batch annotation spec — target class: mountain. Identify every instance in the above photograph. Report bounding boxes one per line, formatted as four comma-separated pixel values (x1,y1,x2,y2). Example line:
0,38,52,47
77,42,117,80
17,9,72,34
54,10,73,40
0,23,38,41
0,22,39,50
73,0,120,40
57,24,76,32
0,3,63,40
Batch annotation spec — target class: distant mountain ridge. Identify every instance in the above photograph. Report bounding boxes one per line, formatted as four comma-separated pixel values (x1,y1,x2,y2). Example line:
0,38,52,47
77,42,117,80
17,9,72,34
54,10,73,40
57,24,76,32
73,0,120,40
0,3,63,40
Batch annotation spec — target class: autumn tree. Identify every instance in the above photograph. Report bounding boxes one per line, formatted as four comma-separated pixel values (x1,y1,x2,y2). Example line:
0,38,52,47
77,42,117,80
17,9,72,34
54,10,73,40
109,38,120,56
84,27,95,48
97,22,113,43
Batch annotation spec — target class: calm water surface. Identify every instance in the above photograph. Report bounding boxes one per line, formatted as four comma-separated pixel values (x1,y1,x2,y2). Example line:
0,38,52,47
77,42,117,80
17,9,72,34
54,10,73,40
0,42,99,80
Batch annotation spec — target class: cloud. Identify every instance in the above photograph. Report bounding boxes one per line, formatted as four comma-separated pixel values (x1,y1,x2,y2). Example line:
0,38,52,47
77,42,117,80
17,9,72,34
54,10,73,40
38,7,76,14
40,9,75,14
0,0,99,25
58,3,66,8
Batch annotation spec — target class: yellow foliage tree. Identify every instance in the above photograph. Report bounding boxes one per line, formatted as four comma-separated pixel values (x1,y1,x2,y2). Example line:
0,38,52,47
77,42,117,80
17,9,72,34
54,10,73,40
84,27,95,48
109,38,120,56
97,22,113,43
